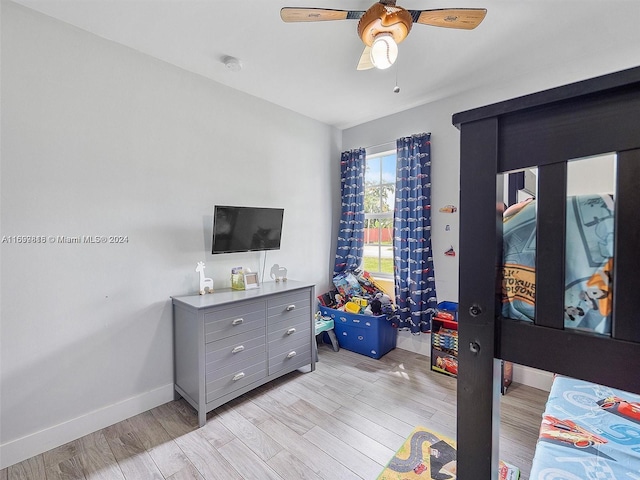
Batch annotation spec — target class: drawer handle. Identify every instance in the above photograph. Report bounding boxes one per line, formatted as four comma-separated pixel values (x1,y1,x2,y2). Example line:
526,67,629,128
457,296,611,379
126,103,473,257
232,318,244,326
286,328,296,335
232,372,245,381
286,351,297,359
231,345,245,354
353,319,360,323
286,304,296,311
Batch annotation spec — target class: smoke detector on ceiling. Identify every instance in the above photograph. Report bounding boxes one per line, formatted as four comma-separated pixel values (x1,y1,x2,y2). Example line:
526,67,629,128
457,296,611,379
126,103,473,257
222,56,242,72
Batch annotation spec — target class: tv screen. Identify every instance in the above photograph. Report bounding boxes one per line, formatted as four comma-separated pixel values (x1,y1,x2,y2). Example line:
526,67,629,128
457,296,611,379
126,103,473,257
212,206,284,254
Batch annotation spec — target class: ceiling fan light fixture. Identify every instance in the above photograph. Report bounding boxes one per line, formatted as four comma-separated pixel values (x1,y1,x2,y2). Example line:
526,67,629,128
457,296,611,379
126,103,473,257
370,33,398,70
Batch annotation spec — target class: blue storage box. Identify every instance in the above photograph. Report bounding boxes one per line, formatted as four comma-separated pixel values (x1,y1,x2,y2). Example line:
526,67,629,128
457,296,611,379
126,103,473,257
436,301,459,321
318,305,397,359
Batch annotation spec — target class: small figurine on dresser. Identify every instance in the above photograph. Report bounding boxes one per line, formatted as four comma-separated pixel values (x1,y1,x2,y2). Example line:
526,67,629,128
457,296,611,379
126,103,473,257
196,261,214,295
270,264,288,282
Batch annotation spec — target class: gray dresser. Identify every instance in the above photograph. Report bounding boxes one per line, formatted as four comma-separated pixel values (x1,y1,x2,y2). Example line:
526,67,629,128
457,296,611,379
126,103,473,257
172,280,315,426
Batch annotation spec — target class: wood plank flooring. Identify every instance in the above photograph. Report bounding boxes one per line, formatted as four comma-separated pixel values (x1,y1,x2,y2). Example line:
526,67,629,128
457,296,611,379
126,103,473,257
1,346,548,480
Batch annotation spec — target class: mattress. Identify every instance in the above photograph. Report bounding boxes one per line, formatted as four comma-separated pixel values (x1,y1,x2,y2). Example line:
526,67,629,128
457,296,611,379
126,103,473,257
529,376,640,479
501,194,614,334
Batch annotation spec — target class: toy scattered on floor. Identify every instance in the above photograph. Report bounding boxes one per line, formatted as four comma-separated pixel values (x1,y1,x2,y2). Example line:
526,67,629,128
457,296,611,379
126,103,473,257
196,261,214,295
269,263,288,282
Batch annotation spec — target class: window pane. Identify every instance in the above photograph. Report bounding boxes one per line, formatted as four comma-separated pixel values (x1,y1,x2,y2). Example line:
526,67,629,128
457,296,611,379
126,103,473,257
363,150,396,277
381,154,396,184
364,186,382,213
379,242,394,274
380,184,395,213
366,157,381,186
362,236,394,274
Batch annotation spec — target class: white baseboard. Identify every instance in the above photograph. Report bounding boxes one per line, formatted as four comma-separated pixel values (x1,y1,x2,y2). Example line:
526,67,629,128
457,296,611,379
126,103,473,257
0,383,175,469
512,364,554,392
396,331,431,356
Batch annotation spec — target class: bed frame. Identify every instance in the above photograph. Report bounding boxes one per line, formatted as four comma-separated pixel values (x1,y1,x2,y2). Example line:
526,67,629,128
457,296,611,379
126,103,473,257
452,66,640,479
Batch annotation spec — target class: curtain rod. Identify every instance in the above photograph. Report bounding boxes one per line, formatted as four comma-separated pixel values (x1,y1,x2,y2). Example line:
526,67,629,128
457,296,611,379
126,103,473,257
365,140,395,151
364,132,430,152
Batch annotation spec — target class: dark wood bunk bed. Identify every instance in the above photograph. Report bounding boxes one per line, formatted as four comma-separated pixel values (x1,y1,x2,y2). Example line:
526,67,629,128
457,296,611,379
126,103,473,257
452,66,640,479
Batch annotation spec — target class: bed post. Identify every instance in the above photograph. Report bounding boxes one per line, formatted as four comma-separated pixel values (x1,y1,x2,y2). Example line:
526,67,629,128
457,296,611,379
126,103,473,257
613,148,640,343
457,116,503,479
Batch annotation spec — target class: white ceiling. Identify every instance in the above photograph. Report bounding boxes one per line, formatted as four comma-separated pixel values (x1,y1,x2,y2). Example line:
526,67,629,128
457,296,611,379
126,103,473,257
10,0,640,129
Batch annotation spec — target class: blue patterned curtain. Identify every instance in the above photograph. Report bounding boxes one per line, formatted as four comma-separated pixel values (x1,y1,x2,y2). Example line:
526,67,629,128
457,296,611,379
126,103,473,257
393,133,437,333
334,148,366,275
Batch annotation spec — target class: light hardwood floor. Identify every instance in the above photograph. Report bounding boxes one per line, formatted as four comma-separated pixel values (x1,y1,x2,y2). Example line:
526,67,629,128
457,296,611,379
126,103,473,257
1,346,548,480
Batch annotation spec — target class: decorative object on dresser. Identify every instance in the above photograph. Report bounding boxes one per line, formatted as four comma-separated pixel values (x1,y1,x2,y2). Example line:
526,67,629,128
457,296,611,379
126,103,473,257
195,261,214,295
172,280,315,426
243,271,260,289
270,263,288,282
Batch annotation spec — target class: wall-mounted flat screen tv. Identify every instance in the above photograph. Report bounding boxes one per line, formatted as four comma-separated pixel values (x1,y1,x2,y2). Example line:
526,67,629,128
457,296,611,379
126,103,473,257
212,205,284,254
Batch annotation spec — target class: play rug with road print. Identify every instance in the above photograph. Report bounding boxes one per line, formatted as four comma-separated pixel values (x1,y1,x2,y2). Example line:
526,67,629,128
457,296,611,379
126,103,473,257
377,426,521,480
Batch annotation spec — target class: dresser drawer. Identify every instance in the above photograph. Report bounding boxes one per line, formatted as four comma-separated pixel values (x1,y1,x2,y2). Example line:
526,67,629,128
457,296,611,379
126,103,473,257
267,290,311,321
204,300,265,343
206,354,266,403
205,329,266,367
268,340,312,376
267,319,311,344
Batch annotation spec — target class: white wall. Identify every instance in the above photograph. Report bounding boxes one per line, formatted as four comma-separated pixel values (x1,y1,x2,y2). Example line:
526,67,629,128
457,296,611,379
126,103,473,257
0,2,340,468
567,154,616,196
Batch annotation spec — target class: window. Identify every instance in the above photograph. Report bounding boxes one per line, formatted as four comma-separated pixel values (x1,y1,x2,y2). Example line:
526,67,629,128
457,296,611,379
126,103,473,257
363,149,396,277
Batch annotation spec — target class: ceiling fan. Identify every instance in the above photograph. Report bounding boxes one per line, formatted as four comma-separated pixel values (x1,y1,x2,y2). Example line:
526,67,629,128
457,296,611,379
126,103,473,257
281,0,487,70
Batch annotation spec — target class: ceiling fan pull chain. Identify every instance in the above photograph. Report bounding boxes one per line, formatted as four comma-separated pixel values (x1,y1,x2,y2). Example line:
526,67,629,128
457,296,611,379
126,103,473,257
394,62,400,93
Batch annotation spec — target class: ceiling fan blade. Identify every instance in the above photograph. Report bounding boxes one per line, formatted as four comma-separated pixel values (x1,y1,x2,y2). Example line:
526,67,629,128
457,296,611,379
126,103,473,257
356,46,374,71
412,8,487,30
280,8,364,22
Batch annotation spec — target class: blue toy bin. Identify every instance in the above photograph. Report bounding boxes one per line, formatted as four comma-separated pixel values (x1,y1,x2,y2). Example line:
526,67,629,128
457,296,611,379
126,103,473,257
318,305,397,359
436,301,459,321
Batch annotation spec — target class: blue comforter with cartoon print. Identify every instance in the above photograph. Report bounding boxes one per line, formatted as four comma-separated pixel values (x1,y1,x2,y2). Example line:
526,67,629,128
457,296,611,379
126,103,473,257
501,194,614,335
530,376,640,480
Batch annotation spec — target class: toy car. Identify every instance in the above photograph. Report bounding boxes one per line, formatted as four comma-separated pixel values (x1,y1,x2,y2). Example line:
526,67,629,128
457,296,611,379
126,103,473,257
598,396,640,424
436,356,458,375
439,205,458,213
539,415,607,448
413,463,427,475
